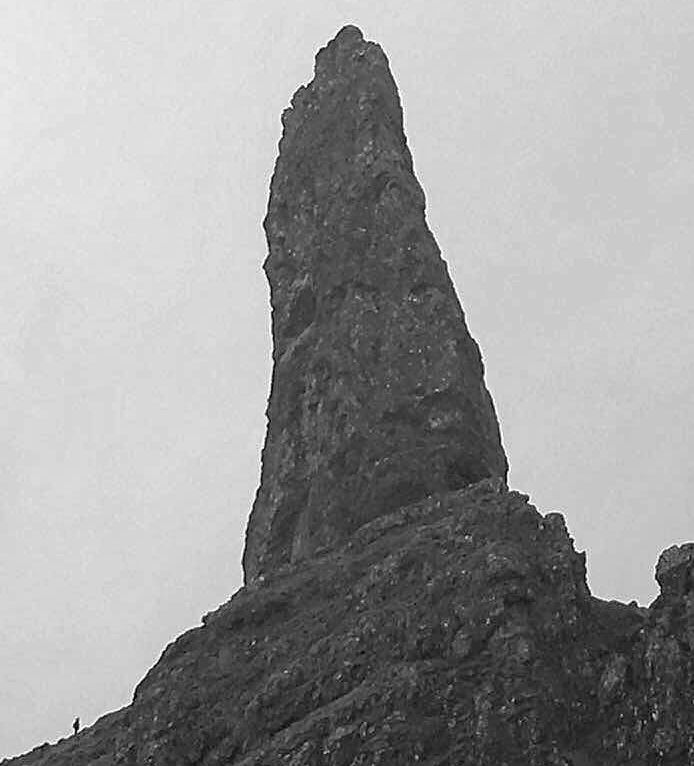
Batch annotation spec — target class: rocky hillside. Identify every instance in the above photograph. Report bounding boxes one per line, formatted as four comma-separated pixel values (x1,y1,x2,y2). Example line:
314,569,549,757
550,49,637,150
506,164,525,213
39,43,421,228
6,26,692,766
7,486,694,765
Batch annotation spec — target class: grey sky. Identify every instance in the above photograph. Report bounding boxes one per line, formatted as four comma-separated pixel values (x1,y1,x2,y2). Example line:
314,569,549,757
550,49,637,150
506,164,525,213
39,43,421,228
1,0,692,758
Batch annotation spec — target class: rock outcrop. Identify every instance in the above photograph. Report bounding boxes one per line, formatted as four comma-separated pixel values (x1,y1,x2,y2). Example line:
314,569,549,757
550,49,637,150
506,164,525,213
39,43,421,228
242,25,508,584
6,26,693,766
6,491,694,766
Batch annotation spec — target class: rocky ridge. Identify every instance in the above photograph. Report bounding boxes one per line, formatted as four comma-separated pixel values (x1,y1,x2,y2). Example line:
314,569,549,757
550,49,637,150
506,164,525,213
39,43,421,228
6,26,693,766
6,489,694,765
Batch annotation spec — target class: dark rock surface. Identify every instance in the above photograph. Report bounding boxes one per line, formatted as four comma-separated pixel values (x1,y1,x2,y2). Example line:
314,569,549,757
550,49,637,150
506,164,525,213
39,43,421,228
595,544,694,763
242,25,508,584
6,485,693,765
6,26,693,766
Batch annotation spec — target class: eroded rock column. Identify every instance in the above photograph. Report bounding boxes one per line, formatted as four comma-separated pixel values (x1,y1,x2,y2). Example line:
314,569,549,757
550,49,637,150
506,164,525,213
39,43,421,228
243,25,508,583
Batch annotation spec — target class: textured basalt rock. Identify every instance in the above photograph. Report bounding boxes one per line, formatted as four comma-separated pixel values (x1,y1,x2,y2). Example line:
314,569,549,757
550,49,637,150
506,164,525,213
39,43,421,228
593,544,694,763
6,26,694,766
243,25,508,584
7,485,693,766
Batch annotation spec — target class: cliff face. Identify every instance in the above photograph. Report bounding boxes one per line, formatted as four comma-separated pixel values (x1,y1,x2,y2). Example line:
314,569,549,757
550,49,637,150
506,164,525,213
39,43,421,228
242,25,508,584
6,26,693,766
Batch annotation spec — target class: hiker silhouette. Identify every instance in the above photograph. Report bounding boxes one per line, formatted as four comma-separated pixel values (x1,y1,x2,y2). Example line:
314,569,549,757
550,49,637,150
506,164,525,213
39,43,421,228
73,717,80,736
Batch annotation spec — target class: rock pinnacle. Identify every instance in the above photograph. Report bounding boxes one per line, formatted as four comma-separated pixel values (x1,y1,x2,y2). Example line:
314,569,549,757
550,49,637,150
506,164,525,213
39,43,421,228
243,26,508,583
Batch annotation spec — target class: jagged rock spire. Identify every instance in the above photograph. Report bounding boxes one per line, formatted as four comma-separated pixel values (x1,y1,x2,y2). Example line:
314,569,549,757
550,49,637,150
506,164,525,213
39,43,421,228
243,26,508,583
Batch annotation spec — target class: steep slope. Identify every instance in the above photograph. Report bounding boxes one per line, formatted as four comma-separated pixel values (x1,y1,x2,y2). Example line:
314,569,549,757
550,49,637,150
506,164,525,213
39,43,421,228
6,26,693,766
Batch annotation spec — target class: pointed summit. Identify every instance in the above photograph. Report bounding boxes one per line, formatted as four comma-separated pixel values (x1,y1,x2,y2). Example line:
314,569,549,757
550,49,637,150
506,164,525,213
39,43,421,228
332,24,364,41
243,28,508,583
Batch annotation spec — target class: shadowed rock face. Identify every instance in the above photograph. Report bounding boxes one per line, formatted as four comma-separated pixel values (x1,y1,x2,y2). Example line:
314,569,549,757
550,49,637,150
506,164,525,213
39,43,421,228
243,25,508,584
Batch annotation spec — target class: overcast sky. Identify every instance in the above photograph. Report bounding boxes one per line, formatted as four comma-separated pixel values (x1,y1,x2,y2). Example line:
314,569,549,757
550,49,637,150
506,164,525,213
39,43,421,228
2,0,692,758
